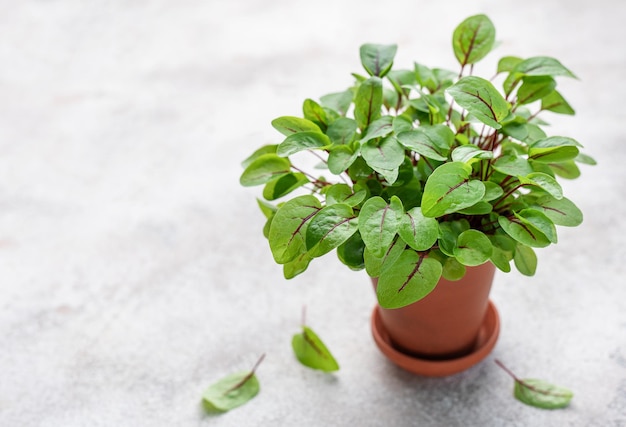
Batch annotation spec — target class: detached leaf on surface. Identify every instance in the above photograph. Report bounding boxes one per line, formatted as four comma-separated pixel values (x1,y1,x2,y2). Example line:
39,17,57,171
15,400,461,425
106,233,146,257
292,325,340,372
202,354,265,413
496,360,574,410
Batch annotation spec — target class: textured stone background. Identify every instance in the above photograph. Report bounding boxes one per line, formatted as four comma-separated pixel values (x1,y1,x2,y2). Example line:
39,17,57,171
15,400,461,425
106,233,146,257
1,1,625,426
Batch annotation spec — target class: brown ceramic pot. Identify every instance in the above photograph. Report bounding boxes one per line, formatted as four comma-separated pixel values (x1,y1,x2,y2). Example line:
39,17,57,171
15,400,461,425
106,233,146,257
371,262,498,367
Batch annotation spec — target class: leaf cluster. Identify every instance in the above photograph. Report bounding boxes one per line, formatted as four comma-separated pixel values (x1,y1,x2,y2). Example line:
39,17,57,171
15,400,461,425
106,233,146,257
240,15,594,309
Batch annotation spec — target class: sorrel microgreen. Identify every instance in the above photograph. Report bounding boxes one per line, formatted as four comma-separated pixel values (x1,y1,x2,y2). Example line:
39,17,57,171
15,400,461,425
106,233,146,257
240,14,594,309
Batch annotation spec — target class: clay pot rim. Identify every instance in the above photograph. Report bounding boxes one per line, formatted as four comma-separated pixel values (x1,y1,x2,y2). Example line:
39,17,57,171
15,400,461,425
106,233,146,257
371,300,500,377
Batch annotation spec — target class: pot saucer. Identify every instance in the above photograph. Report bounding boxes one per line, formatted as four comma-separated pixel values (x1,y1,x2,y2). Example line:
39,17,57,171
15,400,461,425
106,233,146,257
371,301,500,377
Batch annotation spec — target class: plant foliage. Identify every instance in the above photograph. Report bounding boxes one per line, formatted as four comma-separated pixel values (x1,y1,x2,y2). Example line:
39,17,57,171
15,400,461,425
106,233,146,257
240,14,593,309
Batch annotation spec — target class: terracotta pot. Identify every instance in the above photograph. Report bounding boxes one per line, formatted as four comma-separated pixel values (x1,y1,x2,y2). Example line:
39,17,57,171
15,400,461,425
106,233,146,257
371,262,500,376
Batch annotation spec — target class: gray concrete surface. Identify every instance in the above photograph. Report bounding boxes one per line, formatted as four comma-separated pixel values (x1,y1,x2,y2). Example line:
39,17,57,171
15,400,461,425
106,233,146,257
1,1,625,426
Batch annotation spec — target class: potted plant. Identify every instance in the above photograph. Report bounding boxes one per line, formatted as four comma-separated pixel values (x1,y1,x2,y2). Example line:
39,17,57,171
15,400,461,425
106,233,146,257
239,14,594,376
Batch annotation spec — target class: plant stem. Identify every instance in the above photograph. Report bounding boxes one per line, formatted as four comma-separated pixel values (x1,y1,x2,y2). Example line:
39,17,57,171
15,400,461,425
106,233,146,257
223,353,266,395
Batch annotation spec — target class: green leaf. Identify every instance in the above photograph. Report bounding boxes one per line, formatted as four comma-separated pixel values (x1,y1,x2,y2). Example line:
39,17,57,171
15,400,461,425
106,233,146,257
446,76,510,129
549,160,580,179
528,136,581,163
337,231,366,270
513,56,577,78
498,215,551,248
532,195,583,227
575,152,597,166
458,201,493,215
364,238,405,278
497,56,523,73
452,14,496,66
397,125,454,161
277,131,332,156
256,199,276,219
320,90,353,116
398,207,439,251
514,379,574,409
361,116,394,143
262,172,309,200
202,355,264,413
492,155,533,177
482,181,504,201
306,204,359,257
292,326,339,372
516,209,557,244
453,230,493,266
490,244,511,273
517,76,556,105
358,196,403,257
271,116,322,136
326,117,358,145
283,252,313,279
513,243,537,275
240,154,291,187
451,145,494,163
377,250,442,308
303,98,329,131
361,136,405,173
392,115,414,134
421,162,486,218
360,43,398,77
387,69,416,96
442,257,466,281
348,156,374,181
241,144,278,168
355,77,383,131
325,184,366,207
269,195,322,263
518,172,563,199
328,145,359,175
541,90,575,115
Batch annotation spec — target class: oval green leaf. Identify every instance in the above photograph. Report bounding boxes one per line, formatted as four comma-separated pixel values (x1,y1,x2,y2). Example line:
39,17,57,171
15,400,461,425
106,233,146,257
359,43,398,77
532,195,583,227
303,98,329,131
452,14,496,66
325,184,367,207
451,145,494,163
358,196,403,257
364,238,405,278
262,172,309,200
240,154,291,187
269,195,322,263
398,207,439,251
517,76,556,105
453,229,493,266
355,77,383,131
421,162,486,218
377,250,442,309
337,231,366,270
202,371,260,412
519,172,563,199
498,215,551,248
513,243,537,276
292,326,339,372
271,116,322,136
328,145,359,175
277,131,332,157
361,136,405,172
397,125,453,161
361,116,394,143
513,56,577,78
306,204,359,257
514,378,574,409
446,76,510,129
